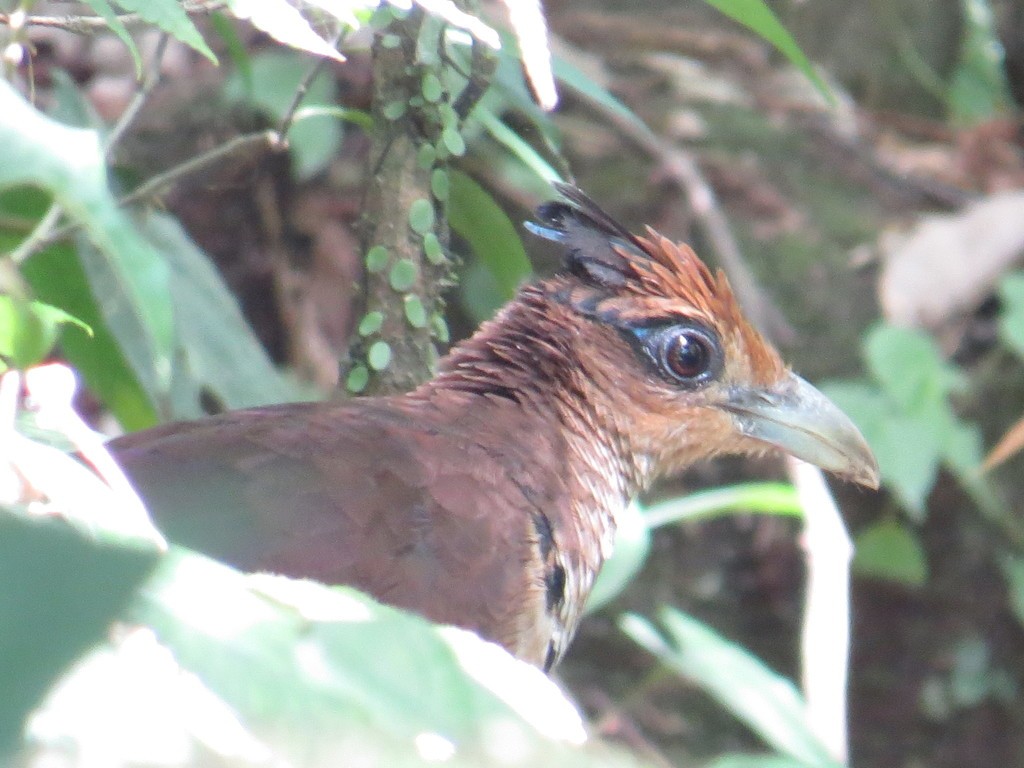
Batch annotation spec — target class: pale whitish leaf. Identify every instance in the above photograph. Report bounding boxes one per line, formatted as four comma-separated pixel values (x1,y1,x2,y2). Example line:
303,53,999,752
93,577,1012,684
621,609,836,767
122,550,657,766
0,511,158,753
499,0,557,109
226,0,345,61
415,0,500,49
79,0,142,75
707,757,814,768
302,0,376,28
113,0,216,62
0,81,173,398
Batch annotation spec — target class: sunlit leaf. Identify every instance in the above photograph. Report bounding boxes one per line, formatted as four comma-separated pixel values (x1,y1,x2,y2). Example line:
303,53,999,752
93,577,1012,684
0,511,158,753
21,241,158,430
226,0,345,62
0,298,90,369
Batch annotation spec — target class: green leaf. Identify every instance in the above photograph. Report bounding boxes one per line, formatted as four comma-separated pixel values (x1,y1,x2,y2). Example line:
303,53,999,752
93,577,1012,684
700,0,832,103
365,245,390,273
80,0,142,76
140,213,310,416
448,171,532,300
114,0,217,63
225,49,341,179
586,501,651,613
1000,555,1024,631
864,324,959,411
621,609,836,767
20,241,158,430
478,107,562,185
853,519,928,587
441,126,466,156
0,81,174,401
947,0,1012,124
359,310,384,336
408,198,435,235
0,510,158,753
210,10,253,90
642,483,802,528
423,232,445,264
998,271,1024,358
367,340,392,371
346,363,369,393
403,294,427,328
389,259,418,291
0,297,91,369
877,415,942,519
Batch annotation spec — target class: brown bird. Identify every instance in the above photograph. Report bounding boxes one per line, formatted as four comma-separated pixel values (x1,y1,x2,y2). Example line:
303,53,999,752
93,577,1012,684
111,185,878,671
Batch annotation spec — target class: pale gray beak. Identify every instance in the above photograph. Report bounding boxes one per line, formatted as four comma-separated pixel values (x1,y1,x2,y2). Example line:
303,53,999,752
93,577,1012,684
722,373,880,489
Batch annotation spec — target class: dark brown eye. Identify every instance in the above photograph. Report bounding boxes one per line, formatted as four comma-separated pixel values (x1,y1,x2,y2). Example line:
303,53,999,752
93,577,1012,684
627,323,722,386
663,330,713,380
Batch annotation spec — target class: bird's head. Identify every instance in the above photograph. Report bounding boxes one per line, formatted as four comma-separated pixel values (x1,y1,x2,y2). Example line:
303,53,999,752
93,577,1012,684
526,184,879,489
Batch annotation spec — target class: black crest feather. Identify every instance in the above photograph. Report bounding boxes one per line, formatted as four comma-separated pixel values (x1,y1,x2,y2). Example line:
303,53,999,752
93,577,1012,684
526,184,648,289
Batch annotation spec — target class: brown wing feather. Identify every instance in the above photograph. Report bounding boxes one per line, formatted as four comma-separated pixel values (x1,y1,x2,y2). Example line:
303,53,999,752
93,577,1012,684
111,395,572,666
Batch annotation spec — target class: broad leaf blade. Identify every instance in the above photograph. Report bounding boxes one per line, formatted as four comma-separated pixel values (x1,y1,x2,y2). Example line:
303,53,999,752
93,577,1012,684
0,81,174,406
448,171,532,300
140,212,311,415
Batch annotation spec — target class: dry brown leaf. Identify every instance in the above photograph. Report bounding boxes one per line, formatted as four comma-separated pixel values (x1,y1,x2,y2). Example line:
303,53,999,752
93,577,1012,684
879,190,1024,328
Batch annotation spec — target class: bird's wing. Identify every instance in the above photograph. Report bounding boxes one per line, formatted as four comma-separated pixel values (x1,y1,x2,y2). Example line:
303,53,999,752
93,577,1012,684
110,399,560,663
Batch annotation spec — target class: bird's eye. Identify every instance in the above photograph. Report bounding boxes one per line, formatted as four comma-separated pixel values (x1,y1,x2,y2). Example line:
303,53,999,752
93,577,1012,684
662,329,714,380
628,323,723,387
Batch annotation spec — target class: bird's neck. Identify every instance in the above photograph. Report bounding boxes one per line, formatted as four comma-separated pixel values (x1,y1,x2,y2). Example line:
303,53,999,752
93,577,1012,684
419,286,646,559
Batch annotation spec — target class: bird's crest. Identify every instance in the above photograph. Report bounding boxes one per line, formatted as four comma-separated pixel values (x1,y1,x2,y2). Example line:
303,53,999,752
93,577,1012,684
526,183,749,333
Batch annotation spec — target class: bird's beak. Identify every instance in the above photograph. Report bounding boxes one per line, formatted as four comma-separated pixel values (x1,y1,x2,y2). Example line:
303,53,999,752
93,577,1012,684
721,373,880,489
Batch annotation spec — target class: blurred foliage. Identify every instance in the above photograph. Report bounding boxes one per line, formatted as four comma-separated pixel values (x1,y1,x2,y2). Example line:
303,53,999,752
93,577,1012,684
3,0,1022,766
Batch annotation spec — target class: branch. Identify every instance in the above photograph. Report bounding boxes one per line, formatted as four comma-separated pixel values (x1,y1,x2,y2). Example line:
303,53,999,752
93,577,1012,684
0,1,226,35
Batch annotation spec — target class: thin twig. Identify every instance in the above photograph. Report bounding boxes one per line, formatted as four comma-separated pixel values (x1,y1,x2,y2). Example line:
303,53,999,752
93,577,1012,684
278,27,345,141
105,34,170,158
119,130,281,207
26,127,281,255
0,1,226,35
